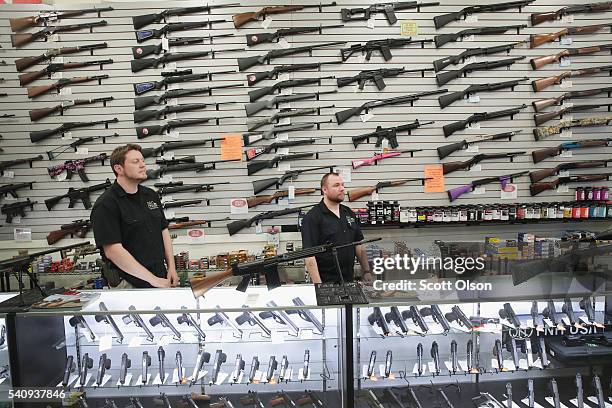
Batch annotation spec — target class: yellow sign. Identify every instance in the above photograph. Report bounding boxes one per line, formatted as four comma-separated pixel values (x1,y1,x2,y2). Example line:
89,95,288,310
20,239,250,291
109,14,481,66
400,21,418,36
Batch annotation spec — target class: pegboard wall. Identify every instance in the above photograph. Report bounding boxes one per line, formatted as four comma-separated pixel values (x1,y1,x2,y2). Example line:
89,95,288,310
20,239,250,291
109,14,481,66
0,0,611,249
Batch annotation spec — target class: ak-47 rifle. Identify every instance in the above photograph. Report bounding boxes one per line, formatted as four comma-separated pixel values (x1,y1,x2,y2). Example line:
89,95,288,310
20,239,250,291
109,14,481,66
15,43,108,72
337,66,433,90
347,178,428,201
233,3,337,28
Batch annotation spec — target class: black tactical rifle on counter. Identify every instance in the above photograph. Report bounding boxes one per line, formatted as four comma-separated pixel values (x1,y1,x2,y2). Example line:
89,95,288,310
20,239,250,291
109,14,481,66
434,0,533,28
336,89,446,124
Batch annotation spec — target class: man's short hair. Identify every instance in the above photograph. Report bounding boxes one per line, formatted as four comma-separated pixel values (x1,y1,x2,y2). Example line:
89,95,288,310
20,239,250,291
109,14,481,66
110,143,142,176
321,171,341,189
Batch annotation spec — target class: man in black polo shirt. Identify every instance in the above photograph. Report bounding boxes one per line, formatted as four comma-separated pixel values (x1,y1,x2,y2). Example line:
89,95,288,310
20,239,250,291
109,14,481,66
301,172,372,283
91,144,177,288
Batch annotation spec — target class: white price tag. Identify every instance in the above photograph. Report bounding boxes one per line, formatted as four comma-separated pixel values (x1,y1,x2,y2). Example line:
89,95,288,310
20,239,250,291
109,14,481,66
168,130,180,139
255,223,263,234
559,80,572,88
557,185,569,193
167,97,179,105
99,335,113,352
166,62,177,70
561,14,574,23
371,191,379,201
466,145,479,153
54,57,64,63
467,122,480,130
161,152,175,160
50,34,60,42
160,175,173,183
59,88,72,96
277,133,289,141
278,38,291,49
560,36,573,46
61,132,73,140
470,164,482,172
381,138,389,149
164,210,175,219
560,129,573,138
559,171,570,177
337,167,351,183
465,15,478,23
277,147,289,155
467,95,480,103
161,37,170,51
277,198,289,206
473,186,485,195
50,72,63,80
76,147,89,155
167,16,180,23
260,18,273,29
13,228,32,242
360,112,374,122
464,35,475,42
56,172,68,181
166,113,177,120
366,17,376,29
559,57,571,67
2,171,14,179
278,162,290,172
560,150,572,158
288,186,295,199
278,74,291,82
464,56,477,65
357,53,367,63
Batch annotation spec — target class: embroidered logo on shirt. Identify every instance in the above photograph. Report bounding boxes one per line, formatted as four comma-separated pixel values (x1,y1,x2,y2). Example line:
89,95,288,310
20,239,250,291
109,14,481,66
146,201,159,210
346,215,355,226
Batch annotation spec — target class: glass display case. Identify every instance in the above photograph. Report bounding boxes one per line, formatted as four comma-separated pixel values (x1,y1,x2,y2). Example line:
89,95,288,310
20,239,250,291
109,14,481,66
5,286,347,407
352,273,612,408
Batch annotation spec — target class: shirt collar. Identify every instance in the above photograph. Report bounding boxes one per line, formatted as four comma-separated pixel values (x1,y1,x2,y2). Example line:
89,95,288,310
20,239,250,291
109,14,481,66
112,180,141,198
318,199,347,217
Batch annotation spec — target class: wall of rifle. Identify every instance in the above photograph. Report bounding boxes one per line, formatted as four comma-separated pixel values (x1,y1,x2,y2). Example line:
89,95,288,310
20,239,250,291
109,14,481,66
0,0,611,243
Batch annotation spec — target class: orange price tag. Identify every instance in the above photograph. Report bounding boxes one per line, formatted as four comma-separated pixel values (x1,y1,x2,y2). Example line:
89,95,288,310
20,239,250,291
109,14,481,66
424,165,445,193
220,134,244,161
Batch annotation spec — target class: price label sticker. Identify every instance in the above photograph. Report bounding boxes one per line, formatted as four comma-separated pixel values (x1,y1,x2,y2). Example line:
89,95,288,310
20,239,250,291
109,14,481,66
76,147,89,155
467,95,480,103
166,113,177,120
50,72,63,80
255,223,263,234
366,17,376,29
560,150,572,158
166,62,177,70
466,145,479,153
260,18,273,29
164,210,175,219
557,185,569,193
559,80,572,88
2,171,15,179
473,186,486,195
561,14,574,23
467,122,480,130
464,56,477,65
559,171,570,177
465,15,478,23
288,186,295,199
61,132,73,140
59,87,72,96
56,172,68,181
277,133,289,141
337,167,352,183
168,130,180,139
464,35,475,42
278,162,290,172
559,57,571,67
357,53,367,63
360,112,374,122
13,228,32,242
278,38,291,49
167,98,179,105
167,16,180,23
50,34,60,42
277,198,289,206
470,164,482,172
560,36,573,46
161,37,170,51
277,147,289,155
278,73,291,82
371,191,379,201
400,21,418,36
54,57,64,64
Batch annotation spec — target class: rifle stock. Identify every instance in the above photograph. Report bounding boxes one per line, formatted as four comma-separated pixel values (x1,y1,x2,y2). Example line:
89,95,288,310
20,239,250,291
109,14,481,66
190,269,234,298
233,5,312,28
46,230,72,245
252,178,282,195
532,73,569,92
530,12,558,26
531,148,558,163
443,120,469,137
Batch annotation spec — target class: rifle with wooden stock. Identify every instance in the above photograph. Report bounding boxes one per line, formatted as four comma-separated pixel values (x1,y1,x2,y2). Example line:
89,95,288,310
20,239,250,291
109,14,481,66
532,87,612,112
47,219,91,245
436,130,521,159
530,2,612,26
10,7,113,31
246,188,319,208
531,139,612,163
19,59,113,86
28,75,109,99
11,21,107,48
533,116,612,140
168,218,231,230
15,43,108,72
529,159,612,183
533,103,612,126
30,97,114,122
530,44,612,70
531,65,612,92
442,152,526,175
233,3,337,28
347,178,428,201
530,173,612,196
530,23,612,48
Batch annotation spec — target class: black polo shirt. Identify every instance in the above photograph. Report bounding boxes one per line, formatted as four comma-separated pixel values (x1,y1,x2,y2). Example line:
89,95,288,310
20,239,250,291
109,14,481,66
301,199,364,283
90,181,169,288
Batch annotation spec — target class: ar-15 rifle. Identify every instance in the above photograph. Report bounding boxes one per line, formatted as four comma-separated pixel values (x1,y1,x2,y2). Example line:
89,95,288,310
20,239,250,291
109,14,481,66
342,1,439,24
433,41,526,72
30,118,118,143
352,149,421,169
434,0,533,28
436,57,525,87
28,75,108,99
532,86,612,112
531,44,612,70
338,66,433,90
533,116,612,140
447,171,528,201
347,178,428,201
532,65,612,92
46,219,91,245
438,77,527,107
442,152,525,175
436,25,525,47
436,130,520,159
336,89,446,124
238,41,346,71
341,37,433,61
233,3,337,28
530,159,612,183
15,42,108,72
19,59,113,86
30,97,114,122
135,20,226,42
133,4,238,29
131,48,242,72
11,20,107,47
532,140,612,163
353,121,434,148
443,105,526,137
246,24,344,46
45,179,111,210
252,165,332,194
530,23,612,48
133,34,235,59
530,1,612,26
0,182,34,202
134,70,236,95
530,173,612,196
0,155,43,176
533,103,612,126
47,153,108,182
